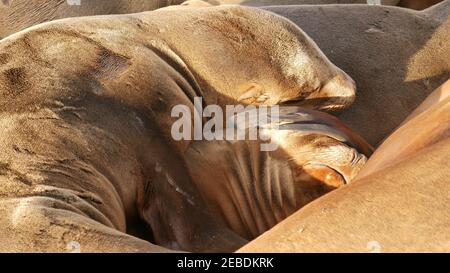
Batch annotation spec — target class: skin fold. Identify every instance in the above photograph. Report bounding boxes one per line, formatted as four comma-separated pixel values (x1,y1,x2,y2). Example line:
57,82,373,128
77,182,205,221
0,6,367,252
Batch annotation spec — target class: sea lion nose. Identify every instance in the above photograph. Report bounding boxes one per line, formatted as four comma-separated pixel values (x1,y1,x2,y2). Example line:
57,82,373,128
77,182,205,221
319,69,356,110
296,68,356,111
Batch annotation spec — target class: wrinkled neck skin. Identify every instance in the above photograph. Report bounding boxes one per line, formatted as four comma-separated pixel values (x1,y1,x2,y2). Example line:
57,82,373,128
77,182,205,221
185,140,299,239
183,123,369,240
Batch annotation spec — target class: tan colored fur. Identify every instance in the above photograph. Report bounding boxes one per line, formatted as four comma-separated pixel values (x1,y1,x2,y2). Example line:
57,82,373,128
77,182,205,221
0,6,365,252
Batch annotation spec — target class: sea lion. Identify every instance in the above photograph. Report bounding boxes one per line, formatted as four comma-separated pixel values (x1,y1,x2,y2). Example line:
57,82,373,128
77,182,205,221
0,0,187,39
195,0,401,7
265,1,450,146
189,0,442,10
238,81,450,253
0,6,363,252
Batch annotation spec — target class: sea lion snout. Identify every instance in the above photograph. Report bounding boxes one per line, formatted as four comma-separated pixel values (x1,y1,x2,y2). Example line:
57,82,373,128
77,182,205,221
292,68,357,112
275,107,372,186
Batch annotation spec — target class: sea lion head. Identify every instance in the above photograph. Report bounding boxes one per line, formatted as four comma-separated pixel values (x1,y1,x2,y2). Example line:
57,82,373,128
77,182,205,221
222,6,358,112
148,6,357,111
272,107,373,192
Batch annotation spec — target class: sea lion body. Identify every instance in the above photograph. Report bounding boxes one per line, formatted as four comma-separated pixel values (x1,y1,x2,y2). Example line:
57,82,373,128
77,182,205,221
0,6,365,252
189,0,444,9
0,0,186,39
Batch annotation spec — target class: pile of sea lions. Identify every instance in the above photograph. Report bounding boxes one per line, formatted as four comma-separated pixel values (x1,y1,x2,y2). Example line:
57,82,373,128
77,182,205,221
0,0,448,253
